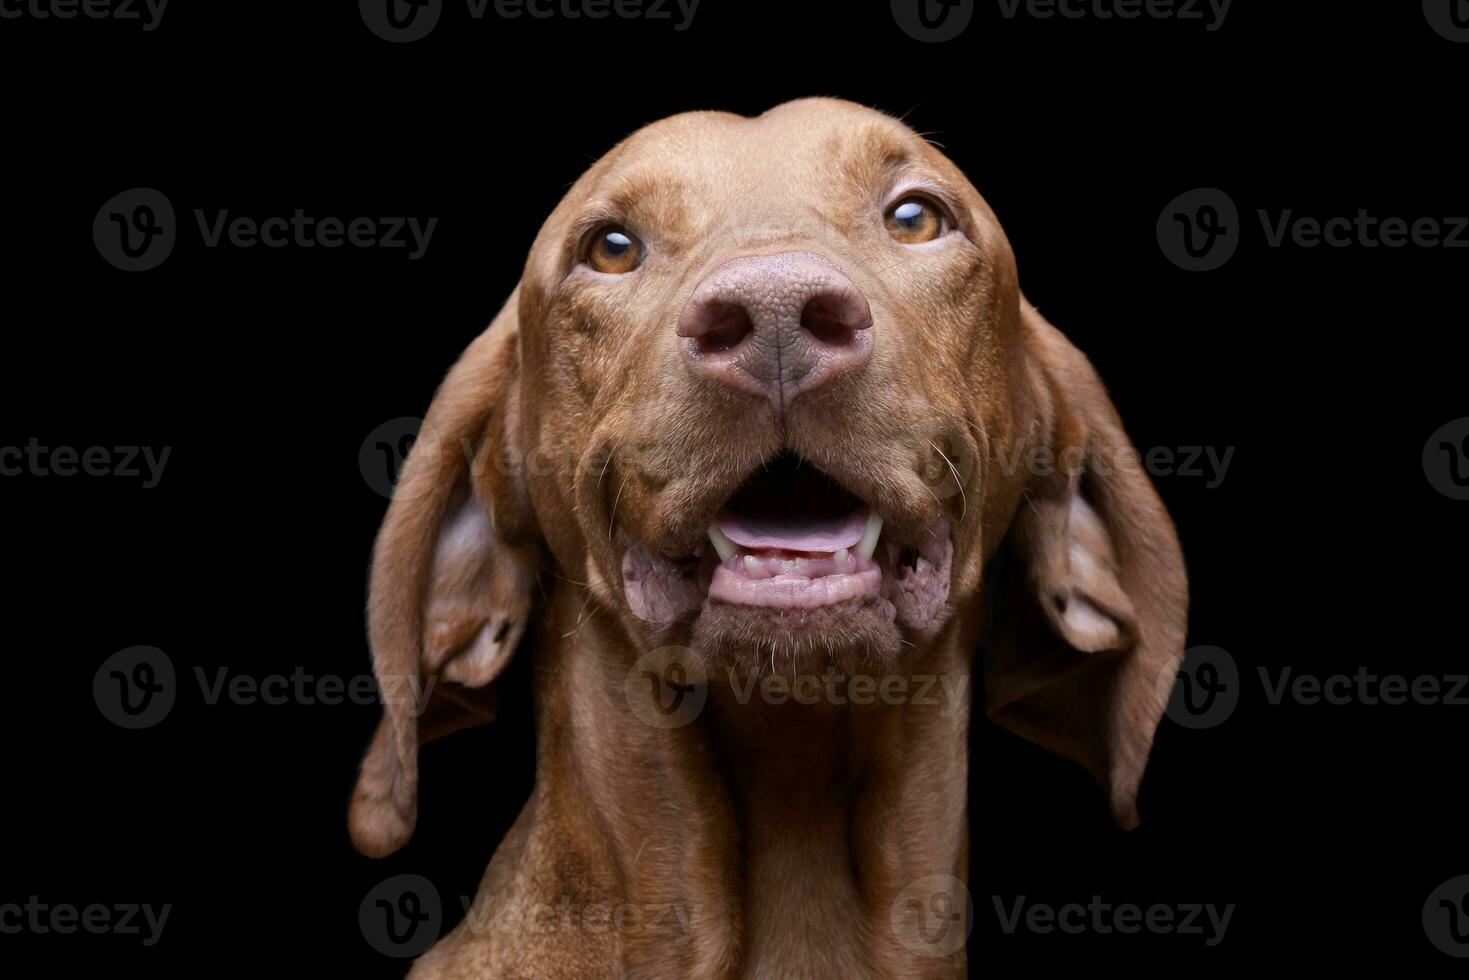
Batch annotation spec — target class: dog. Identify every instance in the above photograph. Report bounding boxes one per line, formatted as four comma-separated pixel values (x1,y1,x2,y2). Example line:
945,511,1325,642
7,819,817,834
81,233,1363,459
349,97,1187,978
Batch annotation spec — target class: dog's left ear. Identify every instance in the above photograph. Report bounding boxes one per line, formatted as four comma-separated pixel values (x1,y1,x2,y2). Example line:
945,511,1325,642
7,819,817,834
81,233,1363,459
983,299,1187,829
349,289,542,858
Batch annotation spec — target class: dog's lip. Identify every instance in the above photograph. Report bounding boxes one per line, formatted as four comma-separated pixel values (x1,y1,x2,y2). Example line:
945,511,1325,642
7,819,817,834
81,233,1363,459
709,564,884,609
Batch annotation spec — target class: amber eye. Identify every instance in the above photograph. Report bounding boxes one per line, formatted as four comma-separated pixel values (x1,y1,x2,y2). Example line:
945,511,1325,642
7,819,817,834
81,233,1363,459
586,225,644,274
884,197,947,244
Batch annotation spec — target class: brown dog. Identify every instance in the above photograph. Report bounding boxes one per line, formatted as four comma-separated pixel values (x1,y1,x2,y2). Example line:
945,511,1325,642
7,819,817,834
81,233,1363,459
349,98,1187,978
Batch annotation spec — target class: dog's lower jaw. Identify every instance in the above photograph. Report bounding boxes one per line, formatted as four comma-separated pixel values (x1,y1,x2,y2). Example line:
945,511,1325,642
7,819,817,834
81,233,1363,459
413,583,977,978
622,518,956,676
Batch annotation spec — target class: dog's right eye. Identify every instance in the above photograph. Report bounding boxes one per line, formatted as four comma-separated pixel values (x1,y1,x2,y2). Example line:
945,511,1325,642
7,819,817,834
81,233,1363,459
884,197,948,245
585,225,645,274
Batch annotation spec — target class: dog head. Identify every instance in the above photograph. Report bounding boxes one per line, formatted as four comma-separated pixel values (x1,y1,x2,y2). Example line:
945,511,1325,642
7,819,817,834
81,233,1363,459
349,98,1187,857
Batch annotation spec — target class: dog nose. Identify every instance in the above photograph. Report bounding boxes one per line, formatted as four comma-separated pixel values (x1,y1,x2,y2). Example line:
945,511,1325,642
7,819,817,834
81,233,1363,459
677,251,873,407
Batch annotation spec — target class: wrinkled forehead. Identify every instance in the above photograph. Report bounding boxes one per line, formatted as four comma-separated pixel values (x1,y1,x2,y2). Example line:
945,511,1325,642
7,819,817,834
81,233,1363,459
605,102,935,194
531,100,984,263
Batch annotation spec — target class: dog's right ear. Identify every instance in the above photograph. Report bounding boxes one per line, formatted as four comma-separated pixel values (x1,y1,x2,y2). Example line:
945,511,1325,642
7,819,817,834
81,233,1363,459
981,299,1187,830
349,289,542,858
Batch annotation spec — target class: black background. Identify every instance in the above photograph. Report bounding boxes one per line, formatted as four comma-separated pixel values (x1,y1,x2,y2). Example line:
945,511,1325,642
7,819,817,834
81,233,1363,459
1,0,1464,974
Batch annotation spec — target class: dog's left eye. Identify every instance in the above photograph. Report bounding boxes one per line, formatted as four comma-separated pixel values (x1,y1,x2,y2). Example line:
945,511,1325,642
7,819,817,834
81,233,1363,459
586,225,644,274
884,197,947,245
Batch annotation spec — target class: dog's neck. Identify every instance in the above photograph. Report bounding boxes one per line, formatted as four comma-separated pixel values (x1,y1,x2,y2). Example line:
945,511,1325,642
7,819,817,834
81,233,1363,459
475,583,978,978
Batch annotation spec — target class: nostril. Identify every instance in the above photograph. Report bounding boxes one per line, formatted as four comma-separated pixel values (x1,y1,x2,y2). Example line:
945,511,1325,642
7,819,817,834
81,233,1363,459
800,291,871,347
694,302,754,354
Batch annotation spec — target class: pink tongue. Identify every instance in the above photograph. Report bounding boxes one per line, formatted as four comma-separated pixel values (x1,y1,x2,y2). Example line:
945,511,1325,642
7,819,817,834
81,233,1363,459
716,508,867,553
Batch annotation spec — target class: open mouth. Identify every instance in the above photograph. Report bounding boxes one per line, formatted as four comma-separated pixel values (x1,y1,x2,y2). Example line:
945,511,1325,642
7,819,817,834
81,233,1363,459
705,455,884,610
619,452,954,638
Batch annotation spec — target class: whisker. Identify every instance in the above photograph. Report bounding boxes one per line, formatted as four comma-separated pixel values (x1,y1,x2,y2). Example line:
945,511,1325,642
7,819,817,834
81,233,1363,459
560,595,598,637
609,475,628,540
872,253,911,277
916,477,944,528
1020,488,1057,536
929,440,967,524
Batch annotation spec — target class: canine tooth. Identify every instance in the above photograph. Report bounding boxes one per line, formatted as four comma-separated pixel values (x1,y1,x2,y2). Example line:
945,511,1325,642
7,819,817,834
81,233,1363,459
708,524,736,563
834,547,849,566
856,513,883,562
744,555,761,576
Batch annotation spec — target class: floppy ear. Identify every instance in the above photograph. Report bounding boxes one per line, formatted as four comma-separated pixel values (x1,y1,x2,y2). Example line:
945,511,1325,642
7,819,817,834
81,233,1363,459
349,290,542,858
983,299,1188,829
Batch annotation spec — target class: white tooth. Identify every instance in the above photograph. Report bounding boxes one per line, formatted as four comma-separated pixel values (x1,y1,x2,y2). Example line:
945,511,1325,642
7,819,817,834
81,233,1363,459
708,524,736,563
834,548,849,566
744,555,762,576
856,513,883,562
